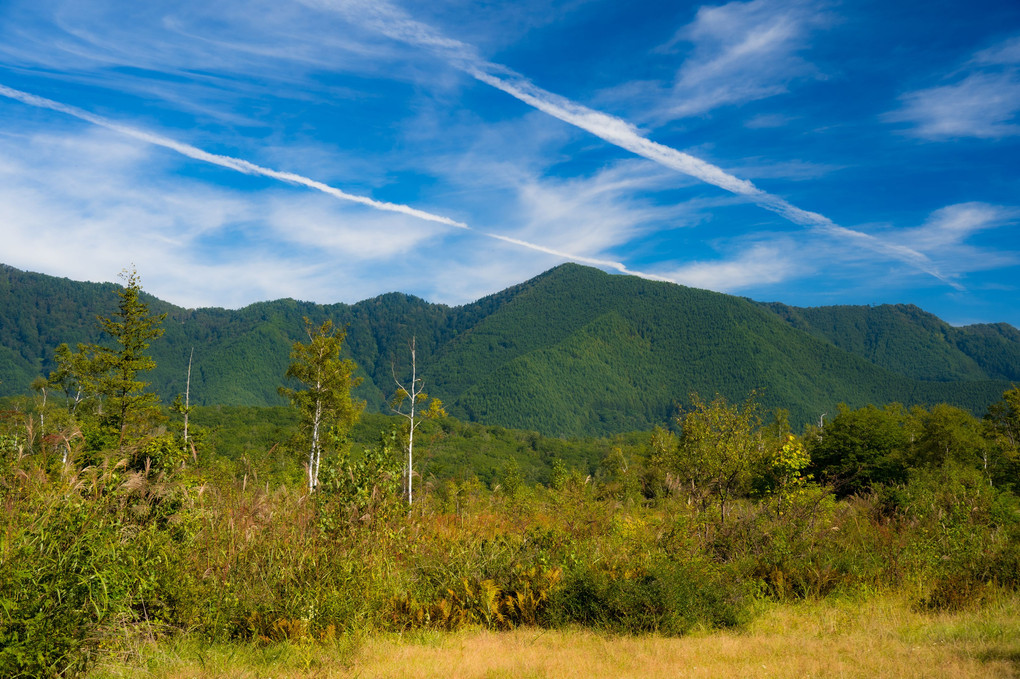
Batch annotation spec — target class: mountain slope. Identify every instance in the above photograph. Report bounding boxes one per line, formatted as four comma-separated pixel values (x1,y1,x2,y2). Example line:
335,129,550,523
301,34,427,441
428,265,1016,433
760,302,1020,383
1,263,1017,436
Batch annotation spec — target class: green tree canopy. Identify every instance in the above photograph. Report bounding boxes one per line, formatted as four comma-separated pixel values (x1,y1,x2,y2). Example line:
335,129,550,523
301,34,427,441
47,268,166,452
808,403,910,495
92,269,166,442
910,403,988,471
280,318,364,492
667,393,768,524
985,386,1020,489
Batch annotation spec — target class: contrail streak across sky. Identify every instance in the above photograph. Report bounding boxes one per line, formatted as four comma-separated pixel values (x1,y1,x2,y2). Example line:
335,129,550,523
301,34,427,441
323,0,960,289
0,83,670,282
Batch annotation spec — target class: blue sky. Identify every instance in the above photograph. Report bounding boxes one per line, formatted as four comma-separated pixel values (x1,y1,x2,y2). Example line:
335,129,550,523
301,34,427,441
1,0,1019,326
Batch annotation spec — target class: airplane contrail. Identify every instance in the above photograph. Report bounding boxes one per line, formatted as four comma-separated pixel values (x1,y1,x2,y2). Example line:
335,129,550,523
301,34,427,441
0,84,468,230
0,83,666,282
316,0,960,289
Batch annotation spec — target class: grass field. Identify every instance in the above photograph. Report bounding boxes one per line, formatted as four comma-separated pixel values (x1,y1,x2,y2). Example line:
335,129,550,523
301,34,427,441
92,593,1020,679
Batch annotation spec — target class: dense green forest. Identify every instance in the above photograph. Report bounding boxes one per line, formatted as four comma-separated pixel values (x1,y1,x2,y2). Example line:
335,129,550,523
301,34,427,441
2,263,1019,436
2,271,1020,678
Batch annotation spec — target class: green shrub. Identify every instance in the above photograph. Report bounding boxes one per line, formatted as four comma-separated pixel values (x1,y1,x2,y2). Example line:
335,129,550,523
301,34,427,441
551,558,747,634
1,489,130,676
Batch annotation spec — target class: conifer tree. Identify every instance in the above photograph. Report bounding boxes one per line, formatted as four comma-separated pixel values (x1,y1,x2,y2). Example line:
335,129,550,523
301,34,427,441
91,268,166,443
48,268,166,448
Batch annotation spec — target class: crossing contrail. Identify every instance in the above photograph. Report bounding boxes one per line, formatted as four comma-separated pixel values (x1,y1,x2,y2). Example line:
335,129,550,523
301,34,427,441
0,83,669,282
0,84,468,229
316,0,960,289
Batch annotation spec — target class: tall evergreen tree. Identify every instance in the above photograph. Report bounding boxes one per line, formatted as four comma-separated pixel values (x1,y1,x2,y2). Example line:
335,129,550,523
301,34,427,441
91,268,166,443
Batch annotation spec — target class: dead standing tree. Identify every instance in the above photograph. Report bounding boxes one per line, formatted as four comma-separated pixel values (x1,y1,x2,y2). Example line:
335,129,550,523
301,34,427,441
391,337,445,508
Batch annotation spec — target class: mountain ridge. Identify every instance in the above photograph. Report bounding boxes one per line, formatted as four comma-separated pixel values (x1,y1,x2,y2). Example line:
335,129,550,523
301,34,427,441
2,262,1017,436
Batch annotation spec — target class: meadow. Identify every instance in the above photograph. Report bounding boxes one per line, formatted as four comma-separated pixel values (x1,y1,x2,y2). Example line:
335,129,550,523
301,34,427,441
92,594,1020,678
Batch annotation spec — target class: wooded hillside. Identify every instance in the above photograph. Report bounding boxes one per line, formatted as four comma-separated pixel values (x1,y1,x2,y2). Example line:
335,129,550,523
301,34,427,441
2,263,1017,435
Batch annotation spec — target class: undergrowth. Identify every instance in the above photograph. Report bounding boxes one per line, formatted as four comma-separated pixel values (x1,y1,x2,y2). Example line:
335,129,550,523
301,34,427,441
2,435,1019,677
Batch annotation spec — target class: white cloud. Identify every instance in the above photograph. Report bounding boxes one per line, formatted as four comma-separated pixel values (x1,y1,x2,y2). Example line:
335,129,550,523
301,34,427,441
311,0,953,286
652,201,1019,296
2,0,1015,320
743,112,796,129
0,0,411,127
663,243,799,292
508,162,692,253
888,202,1020,275
730,158,842,181
656,0,831,119
886,35,1020,140
973,36,1020,66
898,203,1016,249
264,195,451,259
888,72,1020,139
0,110,679,308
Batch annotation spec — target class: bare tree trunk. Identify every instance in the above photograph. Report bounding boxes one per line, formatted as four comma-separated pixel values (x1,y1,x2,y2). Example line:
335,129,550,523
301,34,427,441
39,386,46,436
309,391,322,492
184,347,193,444
393,337,422,508
407,339,417,507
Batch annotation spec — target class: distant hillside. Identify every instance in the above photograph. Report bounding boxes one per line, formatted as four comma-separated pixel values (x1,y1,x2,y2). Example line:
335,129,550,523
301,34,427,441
758,302,1020,383
1,263,1017,436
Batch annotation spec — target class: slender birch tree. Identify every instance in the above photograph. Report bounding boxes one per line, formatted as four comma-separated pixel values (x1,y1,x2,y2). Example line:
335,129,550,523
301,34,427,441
30,376,48,438
391,336,445,507
48,342,98,415
280,318,363,492
171,347,195,448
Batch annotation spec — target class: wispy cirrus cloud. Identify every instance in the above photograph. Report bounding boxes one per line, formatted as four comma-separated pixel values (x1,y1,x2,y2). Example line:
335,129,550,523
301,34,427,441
663,243,799,292
0,125,562,307
0,85,470,228
1,83,684,286
656,0,832,119
1,0,1017,325
889,203,1020,274
657,201,1019,296
886,34,1020,140
0,0,407,127
476,160,699,256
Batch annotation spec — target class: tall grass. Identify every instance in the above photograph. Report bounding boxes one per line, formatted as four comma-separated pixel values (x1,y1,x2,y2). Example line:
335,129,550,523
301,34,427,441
3,436,1020,677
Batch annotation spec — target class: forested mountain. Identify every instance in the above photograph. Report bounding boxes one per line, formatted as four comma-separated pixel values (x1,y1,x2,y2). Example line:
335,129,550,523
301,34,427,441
758,301,1020,383
2,262,1017,436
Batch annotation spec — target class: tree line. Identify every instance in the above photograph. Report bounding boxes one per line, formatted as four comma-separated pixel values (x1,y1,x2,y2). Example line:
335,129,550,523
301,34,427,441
8,270,1020,504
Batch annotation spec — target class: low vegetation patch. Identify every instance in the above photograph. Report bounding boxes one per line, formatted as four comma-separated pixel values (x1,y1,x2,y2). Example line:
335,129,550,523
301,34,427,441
88,593,1020,678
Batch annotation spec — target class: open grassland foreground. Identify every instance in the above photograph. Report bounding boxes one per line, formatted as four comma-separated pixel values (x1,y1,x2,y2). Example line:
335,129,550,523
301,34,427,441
91,595,1020,678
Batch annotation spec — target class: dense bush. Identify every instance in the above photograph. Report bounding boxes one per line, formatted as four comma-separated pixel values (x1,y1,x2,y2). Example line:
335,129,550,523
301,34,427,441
0,457,193,677
552,558,747,634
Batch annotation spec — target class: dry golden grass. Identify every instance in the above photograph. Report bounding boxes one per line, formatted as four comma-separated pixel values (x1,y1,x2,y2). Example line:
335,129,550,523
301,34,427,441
94,593,1020,679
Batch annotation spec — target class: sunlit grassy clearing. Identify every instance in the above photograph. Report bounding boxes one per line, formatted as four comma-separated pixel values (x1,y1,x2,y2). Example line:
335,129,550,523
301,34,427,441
93,593,1020,679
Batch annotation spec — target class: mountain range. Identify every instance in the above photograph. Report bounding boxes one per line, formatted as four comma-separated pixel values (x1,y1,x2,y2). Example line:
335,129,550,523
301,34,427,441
2,262,1018,436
